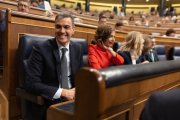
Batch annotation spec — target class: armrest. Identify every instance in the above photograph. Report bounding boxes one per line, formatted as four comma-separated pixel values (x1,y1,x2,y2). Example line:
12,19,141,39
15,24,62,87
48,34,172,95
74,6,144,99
47,101,74,120
16,88,44,105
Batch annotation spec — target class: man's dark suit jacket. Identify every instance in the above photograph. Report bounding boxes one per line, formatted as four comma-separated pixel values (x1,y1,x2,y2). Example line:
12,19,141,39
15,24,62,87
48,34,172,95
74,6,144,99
139,50,159,62
118,51,141,64
25,38,83,120
25,38,83,101
140,89,180,120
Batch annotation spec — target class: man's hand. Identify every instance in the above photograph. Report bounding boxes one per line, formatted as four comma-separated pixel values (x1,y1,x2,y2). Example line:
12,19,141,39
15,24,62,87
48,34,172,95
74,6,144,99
61,88,75,100
141,60,149,64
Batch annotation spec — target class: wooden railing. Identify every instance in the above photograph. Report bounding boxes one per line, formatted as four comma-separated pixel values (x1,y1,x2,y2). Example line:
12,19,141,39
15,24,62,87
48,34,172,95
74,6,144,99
47,61,180,120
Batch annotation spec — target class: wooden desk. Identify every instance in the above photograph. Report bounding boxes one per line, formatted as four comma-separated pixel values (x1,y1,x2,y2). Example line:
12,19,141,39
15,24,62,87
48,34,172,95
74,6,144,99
48,61,180,120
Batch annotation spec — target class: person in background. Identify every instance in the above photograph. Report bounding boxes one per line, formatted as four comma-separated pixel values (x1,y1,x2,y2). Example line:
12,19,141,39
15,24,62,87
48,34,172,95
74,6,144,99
165,28,176,37
0,0,30,31
31,0,39,7
129,16,135,21
0,0,30,66
38,0,45,9
98,12,107,26
17,0,30,13
25,13,83,120
117,31,148,65
88,25,124,69
115,21,123,31
139,36,159,62
134,20,142,26
122,20,129,26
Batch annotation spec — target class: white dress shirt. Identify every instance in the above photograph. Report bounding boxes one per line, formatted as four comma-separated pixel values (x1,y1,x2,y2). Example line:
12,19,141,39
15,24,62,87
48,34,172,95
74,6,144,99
53,41,71,99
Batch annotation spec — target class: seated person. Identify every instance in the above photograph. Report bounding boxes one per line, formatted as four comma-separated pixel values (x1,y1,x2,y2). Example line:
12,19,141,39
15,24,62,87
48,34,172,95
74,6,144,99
17,0,30,13
122,20,129,26
117,31,148,65
0,0,30,65
129,16,135,21
0,0,30,32
139,36,159,62
115,21,123,31
88,25,124,69
31,0,39,7
98,12,107,26
25,13,83,119
164,28,176,37
134,20,142,26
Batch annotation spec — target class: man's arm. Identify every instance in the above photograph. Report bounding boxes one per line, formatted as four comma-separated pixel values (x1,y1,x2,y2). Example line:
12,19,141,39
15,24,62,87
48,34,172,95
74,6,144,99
25,44,58,100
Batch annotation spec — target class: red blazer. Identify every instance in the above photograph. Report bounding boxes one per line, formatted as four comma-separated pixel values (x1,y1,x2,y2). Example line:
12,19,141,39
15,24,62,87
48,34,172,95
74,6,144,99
88,44,124,69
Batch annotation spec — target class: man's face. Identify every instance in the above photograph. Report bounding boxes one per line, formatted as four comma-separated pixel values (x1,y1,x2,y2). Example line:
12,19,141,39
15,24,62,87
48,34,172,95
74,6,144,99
55,18,75,46
18,1,29,13
98,18,107,25
169,33,176,37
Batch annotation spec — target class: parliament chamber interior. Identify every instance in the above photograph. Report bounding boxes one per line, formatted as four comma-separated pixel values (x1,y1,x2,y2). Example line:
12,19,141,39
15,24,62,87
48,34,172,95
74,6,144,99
0,0,180,119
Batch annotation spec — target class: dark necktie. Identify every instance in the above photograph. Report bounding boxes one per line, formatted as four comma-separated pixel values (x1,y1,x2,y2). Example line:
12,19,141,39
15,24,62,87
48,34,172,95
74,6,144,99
60,48,69,89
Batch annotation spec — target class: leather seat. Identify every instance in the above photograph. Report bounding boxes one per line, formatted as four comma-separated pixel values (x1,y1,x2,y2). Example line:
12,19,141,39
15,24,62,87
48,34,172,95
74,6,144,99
173,47,180,60
140,89,180,120
154,45,167,61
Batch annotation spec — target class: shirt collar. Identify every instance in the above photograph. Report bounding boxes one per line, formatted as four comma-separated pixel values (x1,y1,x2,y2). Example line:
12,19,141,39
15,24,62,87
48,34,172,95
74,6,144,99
56,39,70,51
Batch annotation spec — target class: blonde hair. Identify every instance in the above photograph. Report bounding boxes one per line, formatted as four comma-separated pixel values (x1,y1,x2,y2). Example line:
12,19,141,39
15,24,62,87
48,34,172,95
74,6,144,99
118,31,144,59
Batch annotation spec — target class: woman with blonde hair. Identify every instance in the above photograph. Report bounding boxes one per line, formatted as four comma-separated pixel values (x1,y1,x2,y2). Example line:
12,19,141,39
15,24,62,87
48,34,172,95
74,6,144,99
88,25,124,69
117,31,147,65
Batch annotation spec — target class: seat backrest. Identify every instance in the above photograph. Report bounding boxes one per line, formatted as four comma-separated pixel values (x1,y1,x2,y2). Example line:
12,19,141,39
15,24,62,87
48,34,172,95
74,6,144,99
154,45,167,61
18,34,53,88
173,47,180,60
140,89,180,120
113,42,121,52
70,38,88,66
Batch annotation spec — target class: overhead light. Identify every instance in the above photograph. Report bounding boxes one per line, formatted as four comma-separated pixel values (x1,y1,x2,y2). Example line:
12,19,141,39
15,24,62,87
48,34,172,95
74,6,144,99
127,0,130,1
146,0,149,2
166,0,169,1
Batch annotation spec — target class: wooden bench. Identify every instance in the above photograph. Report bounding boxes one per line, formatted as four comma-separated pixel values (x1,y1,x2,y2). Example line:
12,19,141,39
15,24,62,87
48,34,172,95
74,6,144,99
122,25,180,35
47,60,180,120
0,89,8,120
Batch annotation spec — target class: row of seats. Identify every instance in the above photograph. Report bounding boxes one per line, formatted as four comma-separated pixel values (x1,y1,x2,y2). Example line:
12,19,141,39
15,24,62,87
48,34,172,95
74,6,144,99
16,34,180,119
113,42,180,61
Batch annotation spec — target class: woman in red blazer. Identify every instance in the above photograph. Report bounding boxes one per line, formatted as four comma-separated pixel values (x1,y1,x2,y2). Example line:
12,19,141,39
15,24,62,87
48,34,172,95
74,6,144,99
88,25,124,69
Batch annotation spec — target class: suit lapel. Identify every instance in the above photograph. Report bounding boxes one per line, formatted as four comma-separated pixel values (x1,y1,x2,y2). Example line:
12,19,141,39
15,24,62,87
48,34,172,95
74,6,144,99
52,38,61,83
69,41,75,74
125,52,133,64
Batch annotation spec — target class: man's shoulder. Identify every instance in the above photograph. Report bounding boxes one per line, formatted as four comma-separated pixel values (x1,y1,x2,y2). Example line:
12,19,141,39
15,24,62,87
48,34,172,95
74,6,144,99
70,40,82,49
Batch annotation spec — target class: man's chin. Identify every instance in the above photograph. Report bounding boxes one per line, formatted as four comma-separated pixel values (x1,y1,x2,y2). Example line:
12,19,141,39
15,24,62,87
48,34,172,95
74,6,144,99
56,39,70,45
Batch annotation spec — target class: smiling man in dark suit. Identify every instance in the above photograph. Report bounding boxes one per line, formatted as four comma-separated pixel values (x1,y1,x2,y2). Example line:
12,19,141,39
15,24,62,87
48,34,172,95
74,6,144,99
25,13,83,120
